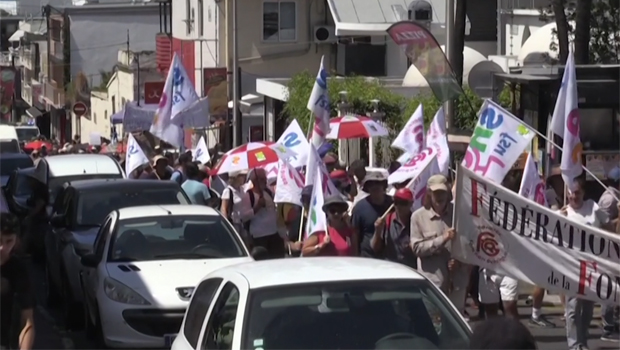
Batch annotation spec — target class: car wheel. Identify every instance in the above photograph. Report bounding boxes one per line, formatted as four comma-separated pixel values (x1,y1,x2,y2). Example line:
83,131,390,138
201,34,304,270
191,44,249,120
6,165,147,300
61,272,84,330
45,265,61,306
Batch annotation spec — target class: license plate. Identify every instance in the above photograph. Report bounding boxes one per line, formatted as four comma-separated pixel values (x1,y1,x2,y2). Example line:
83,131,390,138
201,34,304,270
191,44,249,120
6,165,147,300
164,334,177,347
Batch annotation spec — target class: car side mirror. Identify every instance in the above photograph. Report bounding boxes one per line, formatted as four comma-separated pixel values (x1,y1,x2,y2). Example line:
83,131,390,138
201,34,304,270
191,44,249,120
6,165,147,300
81,253,99,268
50,214,66,228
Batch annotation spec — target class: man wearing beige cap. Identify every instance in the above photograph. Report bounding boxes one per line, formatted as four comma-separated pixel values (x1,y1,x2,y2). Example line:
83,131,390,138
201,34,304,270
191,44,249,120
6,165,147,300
410,174,468,312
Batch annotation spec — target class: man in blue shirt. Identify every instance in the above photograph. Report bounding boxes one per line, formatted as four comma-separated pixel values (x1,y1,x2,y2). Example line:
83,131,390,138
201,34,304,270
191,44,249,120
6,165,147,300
181,163,211,205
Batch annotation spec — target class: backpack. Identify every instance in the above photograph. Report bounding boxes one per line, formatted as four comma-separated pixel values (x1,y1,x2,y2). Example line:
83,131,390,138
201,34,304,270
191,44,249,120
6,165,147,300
223,186,235,221
244,188,274,233
247,188,274,208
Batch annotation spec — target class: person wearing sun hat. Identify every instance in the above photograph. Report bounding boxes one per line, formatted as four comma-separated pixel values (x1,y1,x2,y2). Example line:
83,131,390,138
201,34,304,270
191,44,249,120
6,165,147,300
410,174,468,313
350,170,392,258
301,194,355,256
371,188,417,268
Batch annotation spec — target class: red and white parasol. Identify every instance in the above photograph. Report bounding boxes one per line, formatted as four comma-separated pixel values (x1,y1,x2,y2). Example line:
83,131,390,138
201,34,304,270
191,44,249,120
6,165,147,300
212,141,296,174
325,115,389,139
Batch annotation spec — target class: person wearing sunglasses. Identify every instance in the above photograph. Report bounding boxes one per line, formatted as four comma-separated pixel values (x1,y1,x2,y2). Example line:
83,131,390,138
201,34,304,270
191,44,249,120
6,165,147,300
302,195,355,257
371,188,417,269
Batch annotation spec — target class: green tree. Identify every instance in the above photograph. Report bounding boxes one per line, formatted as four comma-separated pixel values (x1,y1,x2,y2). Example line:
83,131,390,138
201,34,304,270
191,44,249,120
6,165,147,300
283,72,512,163
544,0,620,64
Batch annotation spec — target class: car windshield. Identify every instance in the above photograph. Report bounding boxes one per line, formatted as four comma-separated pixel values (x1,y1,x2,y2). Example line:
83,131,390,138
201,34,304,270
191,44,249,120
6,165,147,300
0,157,34,176
108,215,246,262
76,188,189,226
242,280,470,350
16,128,40,142
48,174,123,203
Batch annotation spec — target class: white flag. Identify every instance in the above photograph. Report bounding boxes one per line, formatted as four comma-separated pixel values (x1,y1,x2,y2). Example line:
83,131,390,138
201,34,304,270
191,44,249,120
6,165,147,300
150,53,199,147
426,107,450,175
307,56,331,149
305,169,327,238
274,160,305,206
392,104,425,154
193,136,211,164
304,144,339,197
553,52,582,190
518,153,548,207
462,99,535,183
276,119,310,168
125,134,149,176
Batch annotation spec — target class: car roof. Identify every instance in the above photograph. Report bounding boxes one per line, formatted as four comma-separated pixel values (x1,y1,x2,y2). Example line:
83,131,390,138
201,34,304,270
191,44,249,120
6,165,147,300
40,154,121,177
210,257,425,289
116,204,221,220
65,179,180,191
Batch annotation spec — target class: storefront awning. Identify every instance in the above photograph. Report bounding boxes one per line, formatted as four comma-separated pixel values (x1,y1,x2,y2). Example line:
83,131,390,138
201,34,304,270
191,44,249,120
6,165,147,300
26,106,42,118
8,30,24,42
326,0,410,36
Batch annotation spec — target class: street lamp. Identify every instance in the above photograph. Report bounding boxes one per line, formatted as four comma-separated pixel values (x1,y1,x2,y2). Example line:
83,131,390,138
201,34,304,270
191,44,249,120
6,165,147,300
366,99,385,167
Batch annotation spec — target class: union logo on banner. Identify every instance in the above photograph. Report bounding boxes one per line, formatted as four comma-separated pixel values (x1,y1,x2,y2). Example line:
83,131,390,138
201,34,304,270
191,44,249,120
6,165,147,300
469,225,509,264
144,82,165,104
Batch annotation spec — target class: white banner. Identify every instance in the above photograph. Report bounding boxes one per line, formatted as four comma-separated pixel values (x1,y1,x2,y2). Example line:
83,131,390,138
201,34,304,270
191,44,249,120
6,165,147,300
453,165,620,304
274,160,305,206
388,147,437,185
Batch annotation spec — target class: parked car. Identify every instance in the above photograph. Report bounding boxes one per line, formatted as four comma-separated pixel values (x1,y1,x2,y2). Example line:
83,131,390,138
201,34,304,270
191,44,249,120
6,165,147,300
172,258,472,350
80,205,252,348
0,153,34,187
3,167,35,216
44,179,190,329
32,154,125,215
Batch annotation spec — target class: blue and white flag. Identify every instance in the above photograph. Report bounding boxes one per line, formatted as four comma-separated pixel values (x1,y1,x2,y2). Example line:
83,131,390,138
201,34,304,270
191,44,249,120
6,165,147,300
307,56,331,149
125,133,149,176
150,53,199,147
193,136,211,164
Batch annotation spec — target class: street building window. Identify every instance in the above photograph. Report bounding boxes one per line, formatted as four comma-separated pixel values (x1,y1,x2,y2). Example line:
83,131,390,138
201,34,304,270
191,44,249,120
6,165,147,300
262,1,297,42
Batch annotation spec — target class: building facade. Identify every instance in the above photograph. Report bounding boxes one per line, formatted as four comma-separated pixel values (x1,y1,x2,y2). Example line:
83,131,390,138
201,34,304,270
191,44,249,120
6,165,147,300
42,1,160,143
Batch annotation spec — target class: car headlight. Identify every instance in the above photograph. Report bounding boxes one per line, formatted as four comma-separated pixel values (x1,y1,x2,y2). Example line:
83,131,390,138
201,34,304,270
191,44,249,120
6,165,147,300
103,278,151,305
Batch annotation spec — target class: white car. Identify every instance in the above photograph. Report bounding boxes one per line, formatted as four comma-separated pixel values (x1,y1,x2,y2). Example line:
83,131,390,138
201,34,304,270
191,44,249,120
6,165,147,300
172,257,472,350
80,205,253,348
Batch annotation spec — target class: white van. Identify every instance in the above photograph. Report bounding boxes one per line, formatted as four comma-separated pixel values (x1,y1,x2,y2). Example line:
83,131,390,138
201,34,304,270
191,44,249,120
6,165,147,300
0,125,20,153
34,154,126,205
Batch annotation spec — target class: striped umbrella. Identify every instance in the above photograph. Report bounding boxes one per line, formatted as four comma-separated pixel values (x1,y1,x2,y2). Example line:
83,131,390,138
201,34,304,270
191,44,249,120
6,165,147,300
325,115,389,139
212,141,296,174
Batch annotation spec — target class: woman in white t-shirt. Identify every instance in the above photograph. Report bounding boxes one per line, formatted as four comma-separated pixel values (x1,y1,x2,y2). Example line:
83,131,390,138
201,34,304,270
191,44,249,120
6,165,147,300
221,170,252,242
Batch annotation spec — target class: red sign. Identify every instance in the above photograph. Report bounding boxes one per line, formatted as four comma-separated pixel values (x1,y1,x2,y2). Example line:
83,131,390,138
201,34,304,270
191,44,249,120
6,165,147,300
144,82,164,104
0,68,16,120
72,101,88,116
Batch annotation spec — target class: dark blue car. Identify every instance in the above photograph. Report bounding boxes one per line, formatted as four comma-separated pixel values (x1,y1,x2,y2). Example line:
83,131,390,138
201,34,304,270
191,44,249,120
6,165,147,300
1,153,34,188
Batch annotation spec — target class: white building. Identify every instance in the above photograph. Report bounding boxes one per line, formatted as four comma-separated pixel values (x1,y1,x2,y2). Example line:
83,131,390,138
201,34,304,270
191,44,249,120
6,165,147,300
86,50,163,140
42,1,161,143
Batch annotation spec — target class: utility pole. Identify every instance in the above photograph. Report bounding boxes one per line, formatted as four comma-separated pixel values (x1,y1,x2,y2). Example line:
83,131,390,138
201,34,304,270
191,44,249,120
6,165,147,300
231,0,241,147
444,0,455,131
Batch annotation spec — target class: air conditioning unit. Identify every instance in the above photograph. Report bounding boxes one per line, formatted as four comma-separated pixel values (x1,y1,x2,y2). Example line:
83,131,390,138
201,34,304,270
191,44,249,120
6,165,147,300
313,25,337,44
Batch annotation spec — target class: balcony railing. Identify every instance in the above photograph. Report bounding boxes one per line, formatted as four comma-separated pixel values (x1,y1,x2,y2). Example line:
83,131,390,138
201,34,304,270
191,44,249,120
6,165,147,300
51,40,64,59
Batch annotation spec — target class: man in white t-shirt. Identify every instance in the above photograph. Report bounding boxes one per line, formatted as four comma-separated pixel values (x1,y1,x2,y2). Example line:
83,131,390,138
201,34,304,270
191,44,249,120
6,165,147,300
560,177,611,350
